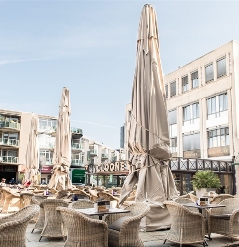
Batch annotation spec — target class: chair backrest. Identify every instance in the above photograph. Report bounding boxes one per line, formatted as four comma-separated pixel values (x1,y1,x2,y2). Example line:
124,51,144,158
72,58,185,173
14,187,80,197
57,206,108,246
124,202,150,217
69,199,94,209
218,198,239,214
210,194,234,204
0,204,40,223
174,198,194,204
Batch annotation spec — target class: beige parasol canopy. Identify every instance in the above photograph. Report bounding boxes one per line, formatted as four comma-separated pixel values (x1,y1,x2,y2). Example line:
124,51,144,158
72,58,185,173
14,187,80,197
24,115,39,185
119,4,178,231
48,87,72,190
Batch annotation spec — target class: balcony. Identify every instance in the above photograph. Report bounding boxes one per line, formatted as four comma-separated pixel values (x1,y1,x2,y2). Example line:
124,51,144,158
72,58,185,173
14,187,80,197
71,143,84,152
101,153,108,160
0,156,18,164
89,149,98,156
0,138,19,148
71,127,83,137
38,126,56,136
0,121,20,132
71,159,83,166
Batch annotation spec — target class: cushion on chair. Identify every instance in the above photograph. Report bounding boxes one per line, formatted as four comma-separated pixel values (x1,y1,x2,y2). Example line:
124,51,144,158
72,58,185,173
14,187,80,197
108,216,131,231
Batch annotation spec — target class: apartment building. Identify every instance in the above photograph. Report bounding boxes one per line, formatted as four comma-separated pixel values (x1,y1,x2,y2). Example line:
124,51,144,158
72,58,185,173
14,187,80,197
124,40,238,194
0,109,121,186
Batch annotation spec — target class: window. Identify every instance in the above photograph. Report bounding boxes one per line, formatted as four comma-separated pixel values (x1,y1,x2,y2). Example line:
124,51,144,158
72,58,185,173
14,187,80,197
207,93,228,119
128,110,131,122
168,109,177,136
165,84,168,98
205,63,214,82
183,102,199,124
39,150,53,165
183,133,200,151
168,109,177,125
182,75,188,92
170,81,176,97
217,57,226,78
170,137,177,153
191,70,199,88
208,126,229,148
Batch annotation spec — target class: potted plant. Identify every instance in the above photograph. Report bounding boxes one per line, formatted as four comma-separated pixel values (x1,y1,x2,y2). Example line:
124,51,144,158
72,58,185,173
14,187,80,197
191,170,221,197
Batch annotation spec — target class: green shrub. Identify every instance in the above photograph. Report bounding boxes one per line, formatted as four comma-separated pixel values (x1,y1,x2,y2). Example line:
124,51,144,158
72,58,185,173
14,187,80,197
191,170,221,189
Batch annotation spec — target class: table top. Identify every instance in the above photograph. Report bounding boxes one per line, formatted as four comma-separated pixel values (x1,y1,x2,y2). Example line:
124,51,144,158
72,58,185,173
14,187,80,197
182,202,226,209
76,207,130,216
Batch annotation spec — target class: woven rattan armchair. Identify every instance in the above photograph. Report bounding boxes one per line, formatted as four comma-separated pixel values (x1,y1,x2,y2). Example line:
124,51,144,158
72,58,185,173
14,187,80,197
208,198,239,240
68,199,94,209
210,194,234,204
164,201,206,247
57,206,108,247
39,199,69,241
20,191,34,209
105,202,150,247
31,196,47,232
97,191,120,206
0,204,40,247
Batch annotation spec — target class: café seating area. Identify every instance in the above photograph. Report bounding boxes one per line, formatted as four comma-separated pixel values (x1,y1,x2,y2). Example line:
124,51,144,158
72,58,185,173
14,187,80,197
1,184,239,247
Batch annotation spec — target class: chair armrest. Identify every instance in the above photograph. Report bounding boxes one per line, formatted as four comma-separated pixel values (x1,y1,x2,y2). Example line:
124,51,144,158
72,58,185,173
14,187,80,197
105,212,132,225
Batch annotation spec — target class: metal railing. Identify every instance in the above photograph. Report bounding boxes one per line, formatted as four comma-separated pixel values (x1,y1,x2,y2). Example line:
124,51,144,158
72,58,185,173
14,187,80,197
0,121,20,130
0,138,19,146
0,156,18,163
71,159,83,166
170,157,234,173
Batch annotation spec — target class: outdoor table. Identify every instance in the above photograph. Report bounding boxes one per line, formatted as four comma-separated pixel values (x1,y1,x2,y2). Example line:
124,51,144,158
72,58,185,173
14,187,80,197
75,207,130,220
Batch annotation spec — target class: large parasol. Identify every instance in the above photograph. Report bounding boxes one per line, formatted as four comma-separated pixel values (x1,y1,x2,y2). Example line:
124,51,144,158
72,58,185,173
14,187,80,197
24,115,39,185
48,87,72,190
119,4,178,231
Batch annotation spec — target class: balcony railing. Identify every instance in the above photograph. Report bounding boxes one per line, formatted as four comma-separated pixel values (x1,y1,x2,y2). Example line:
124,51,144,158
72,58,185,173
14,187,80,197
71,159,83,166
71,143,83,150
0,138,19,147
89,149,98,156
101,153,108,159
71,127,83,135
0,156,18,163
169,157,234,173
0,121,20,130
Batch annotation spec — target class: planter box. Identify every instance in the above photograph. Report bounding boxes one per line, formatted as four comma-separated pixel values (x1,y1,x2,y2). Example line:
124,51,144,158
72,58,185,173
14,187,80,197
196,188,216,198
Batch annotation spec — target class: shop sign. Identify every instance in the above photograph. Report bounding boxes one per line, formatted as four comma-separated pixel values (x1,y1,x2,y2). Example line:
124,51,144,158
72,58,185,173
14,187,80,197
41,166,53,173
87,161,130,173
183,150,201,158
3,165,16,172
71,168,85,184
208,146,230,157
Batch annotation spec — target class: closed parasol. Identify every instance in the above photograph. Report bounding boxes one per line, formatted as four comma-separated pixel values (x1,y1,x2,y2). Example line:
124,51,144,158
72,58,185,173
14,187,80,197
48,87,72,190
119,4,178,231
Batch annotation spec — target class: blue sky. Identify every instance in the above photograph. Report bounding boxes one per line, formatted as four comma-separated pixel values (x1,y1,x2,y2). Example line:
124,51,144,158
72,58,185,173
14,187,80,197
1,0,239,149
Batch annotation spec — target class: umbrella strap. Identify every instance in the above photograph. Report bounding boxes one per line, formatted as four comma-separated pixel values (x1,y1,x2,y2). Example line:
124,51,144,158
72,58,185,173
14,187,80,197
129,156,169,172
131,113,165,142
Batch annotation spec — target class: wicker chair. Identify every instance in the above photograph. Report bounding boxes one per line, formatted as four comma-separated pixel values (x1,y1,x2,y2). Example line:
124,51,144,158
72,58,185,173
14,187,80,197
105,202,150,247
20,191,34,209
0,204,40,247
88,189,99,202
31,196,47,232
97,191,120,207
68,199,99,219
173,198,199,213
208,198,239,240
39,199,69,241
57,206,108,247
210,194,234,204
68,199,94,209
164,201,206,247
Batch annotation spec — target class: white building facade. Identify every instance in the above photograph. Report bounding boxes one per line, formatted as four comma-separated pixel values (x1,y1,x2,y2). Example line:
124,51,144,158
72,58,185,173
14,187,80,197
124,40,239,194
0,109,121,186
